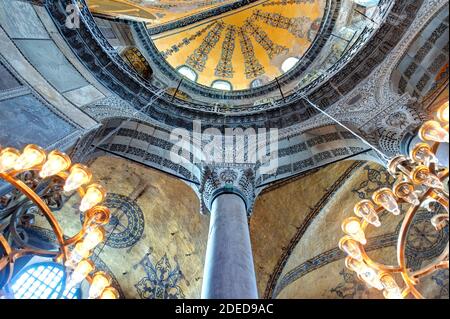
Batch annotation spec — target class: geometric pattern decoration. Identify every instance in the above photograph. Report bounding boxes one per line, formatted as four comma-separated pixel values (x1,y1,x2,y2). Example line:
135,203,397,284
242,18,289,59
186,21,225,72
79,193,145,249
134,249,185,299
10,262,79,299
160,23,215,59
262,0,317,6
253,9,312,39
238,26,265,79
215,25,237,78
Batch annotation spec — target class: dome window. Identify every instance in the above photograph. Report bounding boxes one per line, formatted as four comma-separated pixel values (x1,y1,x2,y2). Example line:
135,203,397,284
10,262,80,299
211,80,232,91
281,57,300,73
177,65,198,82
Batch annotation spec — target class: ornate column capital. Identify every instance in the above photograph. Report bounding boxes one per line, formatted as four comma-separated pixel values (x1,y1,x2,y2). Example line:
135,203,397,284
199,166,256,216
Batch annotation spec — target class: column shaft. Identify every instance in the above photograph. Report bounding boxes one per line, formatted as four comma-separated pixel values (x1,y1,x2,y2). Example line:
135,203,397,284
201,193,258,299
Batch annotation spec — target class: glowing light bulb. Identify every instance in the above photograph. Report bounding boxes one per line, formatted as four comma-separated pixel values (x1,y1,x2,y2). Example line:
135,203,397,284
89,272,111,299
419,120,449,143
345,256,366,273
342,217,366,244
63,164,92,192
13,144,46,170
81,227,105,251
437,101,449,123
379,272,403,299
0,148,20,173
339,236,363,260
412,166,444,189
373,188,400,215
354,200,381,227
345,257,383,290
80,184,106,212
100,287,119,299
68,259,94,287
39,150,71,178
410,143,438,166
394,182,420,206
66,242,91,268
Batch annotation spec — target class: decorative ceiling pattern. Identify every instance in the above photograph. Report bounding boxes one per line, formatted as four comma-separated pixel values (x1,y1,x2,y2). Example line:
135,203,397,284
152,0,326,89
87,0,237,25
18,156,448,299
250,160,448,299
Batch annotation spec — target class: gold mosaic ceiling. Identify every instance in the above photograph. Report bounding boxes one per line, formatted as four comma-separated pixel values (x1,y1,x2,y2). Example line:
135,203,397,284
88,0,326,91
87,0,238,25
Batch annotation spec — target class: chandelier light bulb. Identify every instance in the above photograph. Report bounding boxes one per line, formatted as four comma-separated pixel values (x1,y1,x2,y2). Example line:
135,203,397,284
13,144,46,171
410,143,438,166
66,242,91,268
0,147,20,173
81,227,105,251
39,150,71,178
345,256,382,289
342,217,367,244
354,200,381,227
437,101,449,123
80,184,106,212
89,272,111,299
412,166,444,189
68,259,94,288
339,236,363,260
373,188,400,215
345,256,366,273
63,164,92,192
419,120,449,143
100,287,119,299
394,182,420,206
379,272,403,299
358,268,384,290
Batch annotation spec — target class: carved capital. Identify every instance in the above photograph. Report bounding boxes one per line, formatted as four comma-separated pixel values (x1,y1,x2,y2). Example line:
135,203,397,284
199,166,256,216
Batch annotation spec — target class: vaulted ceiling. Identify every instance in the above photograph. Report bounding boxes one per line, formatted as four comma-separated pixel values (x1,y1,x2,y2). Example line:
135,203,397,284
151,1,325,90
31,157,448,299
87,0,236,25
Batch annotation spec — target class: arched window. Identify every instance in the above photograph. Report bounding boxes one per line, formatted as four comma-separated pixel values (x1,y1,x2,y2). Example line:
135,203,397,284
353,0,379,7
177,65,198,82
250,79,263,89
211,80,232,91
10,262,80,299
281,57,299,73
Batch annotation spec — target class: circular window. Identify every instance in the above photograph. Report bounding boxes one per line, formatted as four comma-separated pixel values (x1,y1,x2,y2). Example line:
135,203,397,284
10,262,80,299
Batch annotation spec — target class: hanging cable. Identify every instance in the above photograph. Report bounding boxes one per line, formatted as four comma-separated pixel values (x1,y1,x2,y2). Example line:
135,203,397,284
302,96,390,162
85,88,166,159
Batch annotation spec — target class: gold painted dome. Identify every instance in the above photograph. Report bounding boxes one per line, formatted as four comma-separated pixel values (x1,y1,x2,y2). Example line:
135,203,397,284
152,1,326,91
88,0,326,91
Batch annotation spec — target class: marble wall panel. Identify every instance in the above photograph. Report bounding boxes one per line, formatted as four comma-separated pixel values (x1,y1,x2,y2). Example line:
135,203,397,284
63,85,105,107
14,39,88,93
0,94,76,149
0,0,49,39
0,62,21,91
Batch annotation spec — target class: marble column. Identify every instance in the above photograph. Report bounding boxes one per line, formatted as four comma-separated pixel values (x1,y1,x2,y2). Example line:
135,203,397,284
199,167,258,299
201,193,258,299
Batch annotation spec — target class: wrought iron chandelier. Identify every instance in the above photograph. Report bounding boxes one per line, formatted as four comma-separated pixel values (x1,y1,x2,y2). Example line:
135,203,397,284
0,144,118,299
339,101,449,299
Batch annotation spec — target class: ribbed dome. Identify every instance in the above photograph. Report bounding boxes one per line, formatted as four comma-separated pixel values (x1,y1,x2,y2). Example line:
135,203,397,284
151,1,326,90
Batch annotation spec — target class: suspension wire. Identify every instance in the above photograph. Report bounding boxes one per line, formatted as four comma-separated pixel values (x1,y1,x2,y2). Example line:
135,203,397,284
86,88,166,158
88,89,165,265
302,96,390,162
